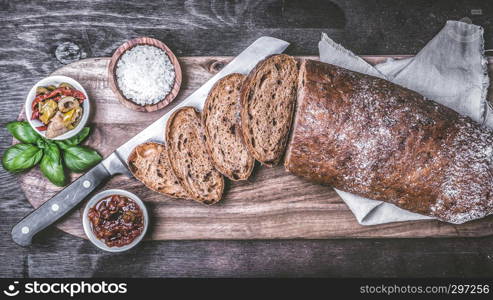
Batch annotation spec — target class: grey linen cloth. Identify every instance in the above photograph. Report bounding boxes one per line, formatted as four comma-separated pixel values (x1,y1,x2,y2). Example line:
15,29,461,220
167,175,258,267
318,20,490,225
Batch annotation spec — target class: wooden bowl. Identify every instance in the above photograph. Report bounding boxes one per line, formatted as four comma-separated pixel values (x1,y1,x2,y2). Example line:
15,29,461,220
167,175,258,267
108,37,182,112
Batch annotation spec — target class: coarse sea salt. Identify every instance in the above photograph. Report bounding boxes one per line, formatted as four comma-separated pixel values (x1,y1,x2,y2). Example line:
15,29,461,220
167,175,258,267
116,45,175,106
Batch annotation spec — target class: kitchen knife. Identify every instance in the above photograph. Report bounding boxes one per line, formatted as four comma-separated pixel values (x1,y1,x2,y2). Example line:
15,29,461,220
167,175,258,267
11,36,290,246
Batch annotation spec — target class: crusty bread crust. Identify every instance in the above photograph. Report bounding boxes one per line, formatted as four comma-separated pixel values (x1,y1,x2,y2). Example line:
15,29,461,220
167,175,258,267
240,54,298,167
285,59,493,224
203,73,255,181
166,106,224,205
128,142,190,199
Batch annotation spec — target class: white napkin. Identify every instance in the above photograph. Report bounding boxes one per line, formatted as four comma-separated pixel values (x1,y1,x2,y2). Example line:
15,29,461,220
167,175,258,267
318,20,490,225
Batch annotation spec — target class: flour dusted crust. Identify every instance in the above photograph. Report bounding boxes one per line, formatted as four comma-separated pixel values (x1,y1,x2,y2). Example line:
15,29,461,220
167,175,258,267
285,59,493,224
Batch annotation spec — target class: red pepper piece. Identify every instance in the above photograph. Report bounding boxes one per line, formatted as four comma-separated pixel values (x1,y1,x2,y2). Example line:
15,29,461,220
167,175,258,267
44,88,64,99
33,88,77,103
32,97,42,110
36,125,47,131
31,109,39,120
70,89,86,100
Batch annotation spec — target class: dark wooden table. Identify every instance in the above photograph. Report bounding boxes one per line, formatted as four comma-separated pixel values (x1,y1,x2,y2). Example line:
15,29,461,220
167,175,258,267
1,0,493,278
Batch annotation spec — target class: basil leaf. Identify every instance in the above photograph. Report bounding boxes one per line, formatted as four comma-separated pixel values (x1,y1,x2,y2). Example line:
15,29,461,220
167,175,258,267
6,121,40,144
63,146,102,173
40,143,66,186
55,127,91,150
36,138,47,149
2,143,43,172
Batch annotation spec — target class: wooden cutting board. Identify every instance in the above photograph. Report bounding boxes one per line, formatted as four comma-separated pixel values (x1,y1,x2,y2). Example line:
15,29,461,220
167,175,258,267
16,56,493,240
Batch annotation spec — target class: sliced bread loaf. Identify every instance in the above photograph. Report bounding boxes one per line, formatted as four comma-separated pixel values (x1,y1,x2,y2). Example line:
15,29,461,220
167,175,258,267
128,142,189,199
240,54,298,166
203,73,255,181
166,106,224,204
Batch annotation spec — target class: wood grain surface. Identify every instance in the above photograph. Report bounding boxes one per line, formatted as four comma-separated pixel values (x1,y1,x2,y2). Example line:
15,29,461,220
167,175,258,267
15,56,493,240
3,0,493,278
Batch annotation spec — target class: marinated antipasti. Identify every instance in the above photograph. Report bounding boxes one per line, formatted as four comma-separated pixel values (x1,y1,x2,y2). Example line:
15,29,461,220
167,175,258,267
31,82,86,138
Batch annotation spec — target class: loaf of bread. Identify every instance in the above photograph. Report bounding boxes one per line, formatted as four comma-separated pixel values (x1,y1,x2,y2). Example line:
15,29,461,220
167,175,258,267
203,73,255,180
128,142,189,199
285,59,493,224
240,54,298,166
166,106,224,204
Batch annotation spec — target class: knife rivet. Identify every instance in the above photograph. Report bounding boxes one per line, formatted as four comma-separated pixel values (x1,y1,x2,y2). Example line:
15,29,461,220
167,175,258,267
83,180,91,188
21,226,29,234
51,204,60,212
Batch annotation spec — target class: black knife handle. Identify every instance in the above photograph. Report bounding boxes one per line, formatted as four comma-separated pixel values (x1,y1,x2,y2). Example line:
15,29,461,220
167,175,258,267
11,163,111,246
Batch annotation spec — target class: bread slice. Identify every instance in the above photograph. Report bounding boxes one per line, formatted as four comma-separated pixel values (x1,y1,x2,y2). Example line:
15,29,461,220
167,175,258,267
128,142,189,199
240,54,298,166
166,106,224,204
202,73,255,181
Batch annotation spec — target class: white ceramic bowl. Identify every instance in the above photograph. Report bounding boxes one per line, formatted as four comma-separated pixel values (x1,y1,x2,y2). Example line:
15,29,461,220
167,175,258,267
25,75,90,140
82,189,149,253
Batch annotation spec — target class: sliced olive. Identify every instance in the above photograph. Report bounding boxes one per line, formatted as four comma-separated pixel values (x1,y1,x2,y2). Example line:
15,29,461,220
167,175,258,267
58,96,80,112
58,82,74,89
36,86,50,95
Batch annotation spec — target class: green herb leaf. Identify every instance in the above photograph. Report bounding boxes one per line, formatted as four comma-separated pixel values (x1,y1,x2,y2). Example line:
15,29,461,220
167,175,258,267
55,127,91,150
40,143,66,186
36,138,47,149
6,121,40,144
2,143,43,172
63,145,102,173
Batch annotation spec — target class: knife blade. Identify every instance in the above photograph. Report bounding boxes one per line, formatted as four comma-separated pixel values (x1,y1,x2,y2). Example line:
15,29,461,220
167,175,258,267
11,36,289,246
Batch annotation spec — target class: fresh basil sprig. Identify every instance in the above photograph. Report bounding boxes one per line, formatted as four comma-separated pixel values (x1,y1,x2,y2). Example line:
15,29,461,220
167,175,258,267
63,146,102,173
2,144,43,172
6,121,40,144
2,122,102,186
40,142,66,187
